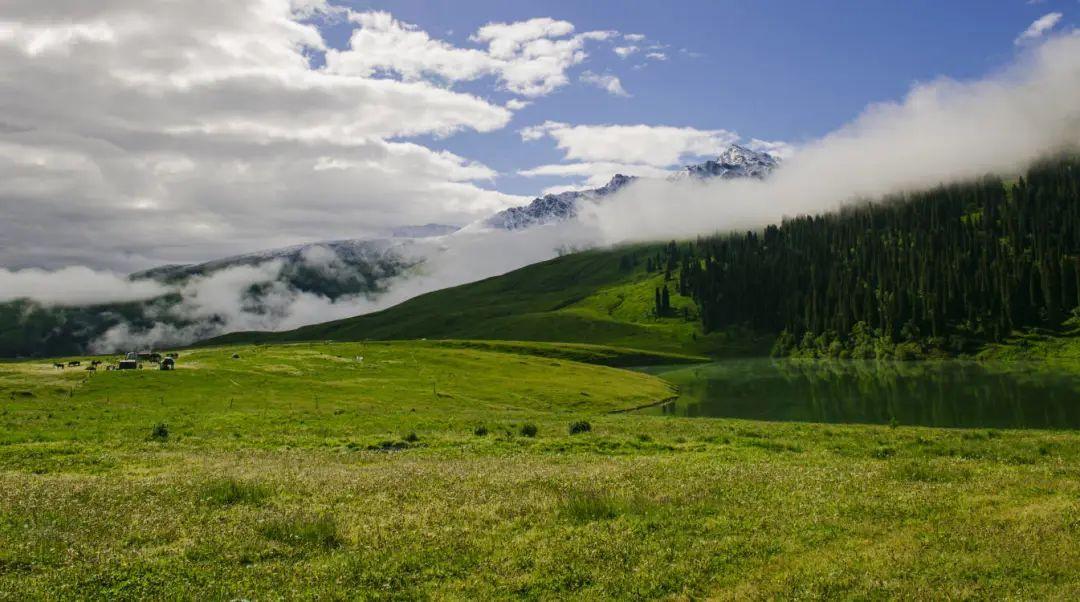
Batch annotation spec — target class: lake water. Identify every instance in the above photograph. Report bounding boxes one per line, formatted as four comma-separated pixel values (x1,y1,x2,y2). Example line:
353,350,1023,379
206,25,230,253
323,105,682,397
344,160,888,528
637,359,1080,429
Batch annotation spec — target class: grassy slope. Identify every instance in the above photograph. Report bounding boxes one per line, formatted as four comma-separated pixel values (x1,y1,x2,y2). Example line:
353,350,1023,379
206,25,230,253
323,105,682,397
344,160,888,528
1,343,1078,598
208,246,768,357
979,318,1080,362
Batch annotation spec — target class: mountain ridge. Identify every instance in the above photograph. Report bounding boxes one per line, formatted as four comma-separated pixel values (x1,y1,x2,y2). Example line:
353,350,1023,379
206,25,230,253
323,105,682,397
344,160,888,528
484,144,780,230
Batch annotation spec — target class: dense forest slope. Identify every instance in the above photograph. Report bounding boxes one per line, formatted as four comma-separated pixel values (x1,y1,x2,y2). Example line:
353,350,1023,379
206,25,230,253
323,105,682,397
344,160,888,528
680,157,1080,358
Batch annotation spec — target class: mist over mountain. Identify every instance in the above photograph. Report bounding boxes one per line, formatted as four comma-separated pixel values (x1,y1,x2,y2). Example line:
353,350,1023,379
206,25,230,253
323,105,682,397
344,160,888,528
484,145,780,230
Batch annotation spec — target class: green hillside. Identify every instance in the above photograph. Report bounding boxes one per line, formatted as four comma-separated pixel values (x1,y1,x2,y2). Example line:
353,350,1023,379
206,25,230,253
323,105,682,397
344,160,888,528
208,245,768,357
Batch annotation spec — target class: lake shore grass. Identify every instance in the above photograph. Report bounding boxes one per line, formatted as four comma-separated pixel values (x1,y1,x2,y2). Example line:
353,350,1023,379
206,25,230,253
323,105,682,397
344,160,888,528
1,341,1078,599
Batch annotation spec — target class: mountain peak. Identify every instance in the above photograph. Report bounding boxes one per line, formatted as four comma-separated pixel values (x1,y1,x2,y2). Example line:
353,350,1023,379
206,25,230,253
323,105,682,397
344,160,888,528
672,144,779,181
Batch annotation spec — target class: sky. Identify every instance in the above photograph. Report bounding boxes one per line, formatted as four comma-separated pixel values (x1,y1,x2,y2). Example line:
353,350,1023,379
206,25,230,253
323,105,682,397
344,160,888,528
0,0,1077,272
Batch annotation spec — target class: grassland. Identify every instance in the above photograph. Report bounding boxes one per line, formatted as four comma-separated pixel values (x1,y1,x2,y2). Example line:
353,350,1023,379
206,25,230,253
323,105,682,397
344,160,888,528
1,341,1078,599
979,318,1080,362
208,246,769,357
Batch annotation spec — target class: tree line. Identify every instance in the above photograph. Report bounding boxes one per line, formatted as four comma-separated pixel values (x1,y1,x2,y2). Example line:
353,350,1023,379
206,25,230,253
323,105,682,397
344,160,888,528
647,157,1080,358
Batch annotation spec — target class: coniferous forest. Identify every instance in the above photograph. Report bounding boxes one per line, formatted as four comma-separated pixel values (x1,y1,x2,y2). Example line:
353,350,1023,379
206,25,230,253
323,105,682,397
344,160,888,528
656,158,1080,358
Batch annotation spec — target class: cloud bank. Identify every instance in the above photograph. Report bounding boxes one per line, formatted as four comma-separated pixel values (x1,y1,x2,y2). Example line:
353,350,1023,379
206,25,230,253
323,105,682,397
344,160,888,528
587,33,1080,242
0,267,169,306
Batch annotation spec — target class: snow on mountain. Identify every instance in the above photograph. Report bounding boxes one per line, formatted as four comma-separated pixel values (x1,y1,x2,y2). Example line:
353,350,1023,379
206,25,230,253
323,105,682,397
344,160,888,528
668,144,779,180
484,174,636,230
485,144,780,231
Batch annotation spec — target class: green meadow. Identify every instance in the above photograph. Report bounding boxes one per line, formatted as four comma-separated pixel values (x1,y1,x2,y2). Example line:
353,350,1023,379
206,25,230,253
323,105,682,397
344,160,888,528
2,341,1078,599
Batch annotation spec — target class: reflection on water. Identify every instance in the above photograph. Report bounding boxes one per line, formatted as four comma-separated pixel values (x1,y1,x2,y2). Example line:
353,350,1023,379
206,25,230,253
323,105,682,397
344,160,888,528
638,359,1080,429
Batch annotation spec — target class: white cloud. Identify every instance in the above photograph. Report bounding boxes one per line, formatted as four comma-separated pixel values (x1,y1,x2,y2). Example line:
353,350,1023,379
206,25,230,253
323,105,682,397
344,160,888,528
325,12,617,97
325,11,497,82
623,33,646,42
519,121,739,167
519,162,671,188
1015,12,1063,45
580,71,629,96
506,98,532,110
645,52,667,61
614,45,638,58
746,138,796,159
0,267,168,306
0,0,526,271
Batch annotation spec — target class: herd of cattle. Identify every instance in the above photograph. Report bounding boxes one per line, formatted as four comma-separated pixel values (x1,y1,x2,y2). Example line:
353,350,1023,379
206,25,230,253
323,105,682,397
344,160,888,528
51,352,180,373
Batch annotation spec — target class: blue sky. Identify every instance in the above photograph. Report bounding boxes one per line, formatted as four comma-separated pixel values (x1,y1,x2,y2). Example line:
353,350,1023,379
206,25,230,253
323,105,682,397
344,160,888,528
323,0,1075,195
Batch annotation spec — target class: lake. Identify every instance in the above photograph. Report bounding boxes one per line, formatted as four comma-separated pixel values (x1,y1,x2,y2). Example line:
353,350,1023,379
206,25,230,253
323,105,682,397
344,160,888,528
637,359,1080,429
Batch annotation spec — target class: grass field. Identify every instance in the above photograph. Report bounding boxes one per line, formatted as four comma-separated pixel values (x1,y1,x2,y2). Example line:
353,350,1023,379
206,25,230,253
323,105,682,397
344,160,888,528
1,341,1078,599
208,246,770,357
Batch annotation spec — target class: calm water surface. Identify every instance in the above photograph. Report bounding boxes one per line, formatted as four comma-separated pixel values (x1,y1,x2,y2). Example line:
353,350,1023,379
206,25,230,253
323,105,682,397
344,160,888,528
637,359,1080,429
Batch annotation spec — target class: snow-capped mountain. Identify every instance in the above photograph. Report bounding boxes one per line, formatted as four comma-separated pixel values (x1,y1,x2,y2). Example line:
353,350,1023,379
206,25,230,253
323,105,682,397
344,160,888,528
669,144,780,180
485,144,780,230
485,174,636,230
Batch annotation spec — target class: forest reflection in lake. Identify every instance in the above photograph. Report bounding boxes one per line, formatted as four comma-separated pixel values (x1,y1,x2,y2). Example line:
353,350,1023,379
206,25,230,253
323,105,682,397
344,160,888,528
638,359,1080,429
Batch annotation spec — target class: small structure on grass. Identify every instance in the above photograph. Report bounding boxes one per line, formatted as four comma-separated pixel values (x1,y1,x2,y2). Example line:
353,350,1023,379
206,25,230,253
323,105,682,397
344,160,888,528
118,360,139,370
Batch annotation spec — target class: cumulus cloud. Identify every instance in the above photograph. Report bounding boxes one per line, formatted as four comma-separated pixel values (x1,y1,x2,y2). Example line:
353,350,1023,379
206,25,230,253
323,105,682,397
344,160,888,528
746,138,797,159
324,12,616,97
1016,12,1063,45
517,121,750,190
614,45,638,58
519,162,670,188
586,34,1080,243
519,121,740,167
0,0,532,272
580,71,630,96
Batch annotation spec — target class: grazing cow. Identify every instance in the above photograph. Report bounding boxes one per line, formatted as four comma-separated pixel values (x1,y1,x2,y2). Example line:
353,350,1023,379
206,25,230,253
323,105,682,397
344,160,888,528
91,360,102,366
53,363,65,370
85,365,96,372
67,360,81,367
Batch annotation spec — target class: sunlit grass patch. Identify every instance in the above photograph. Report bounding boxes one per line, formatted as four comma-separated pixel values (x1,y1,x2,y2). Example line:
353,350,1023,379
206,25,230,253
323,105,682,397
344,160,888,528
200,477,271,507
891,458,975,483
259,513,341,550
560,489,625,523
